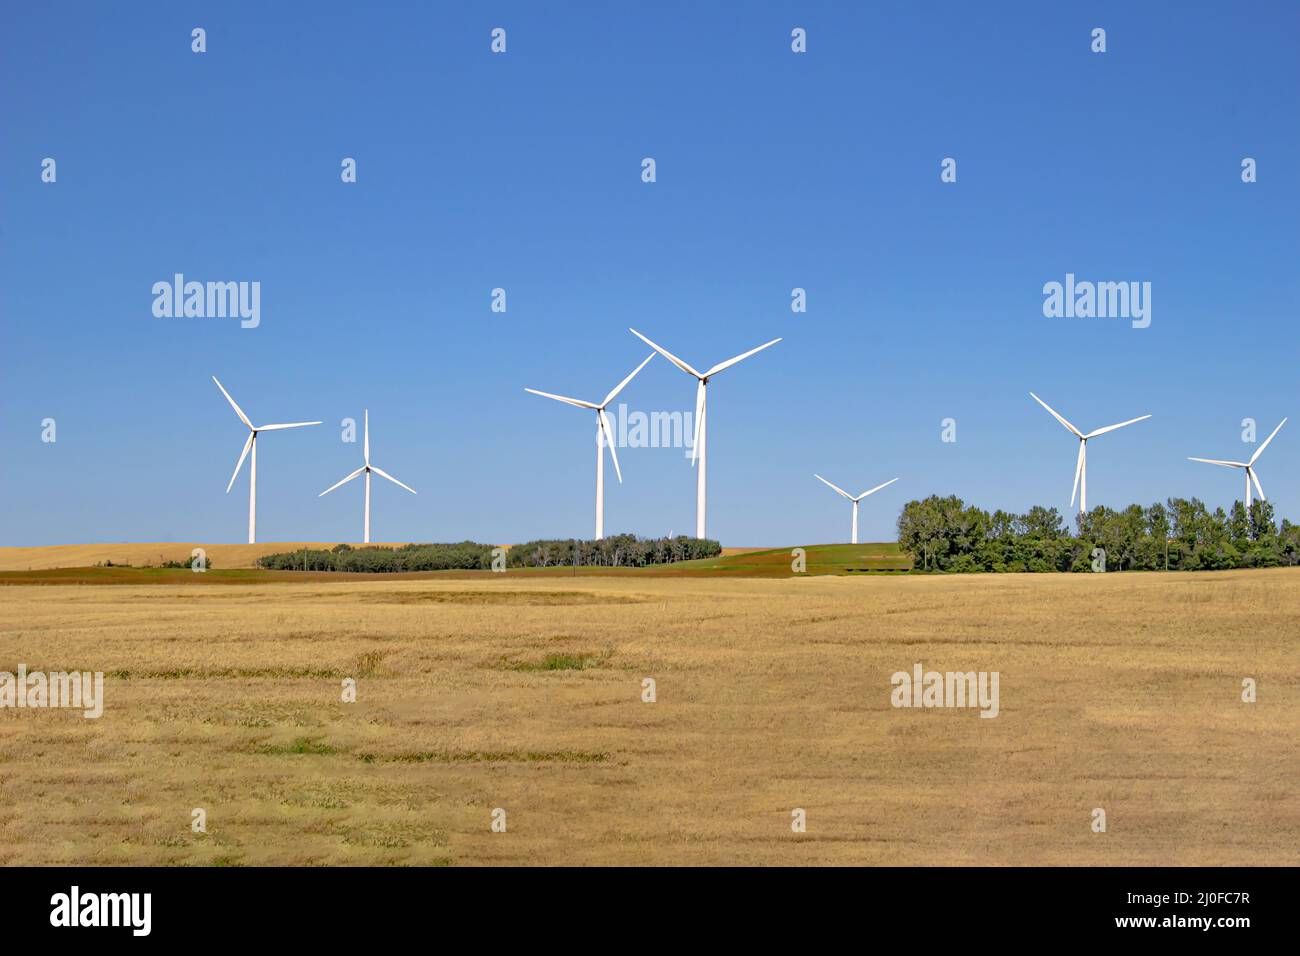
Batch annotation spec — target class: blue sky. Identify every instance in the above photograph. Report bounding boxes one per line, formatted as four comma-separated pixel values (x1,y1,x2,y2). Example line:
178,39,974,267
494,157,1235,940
2,1,1297,546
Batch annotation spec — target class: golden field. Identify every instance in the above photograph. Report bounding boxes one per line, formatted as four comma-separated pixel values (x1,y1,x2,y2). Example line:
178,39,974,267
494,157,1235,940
0,542,418,572
1,568,1296,866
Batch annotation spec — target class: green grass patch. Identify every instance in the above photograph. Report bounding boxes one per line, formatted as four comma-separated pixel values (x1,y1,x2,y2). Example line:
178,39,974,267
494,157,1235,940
254,736,340,757
502,652,601,672
648,543,911,576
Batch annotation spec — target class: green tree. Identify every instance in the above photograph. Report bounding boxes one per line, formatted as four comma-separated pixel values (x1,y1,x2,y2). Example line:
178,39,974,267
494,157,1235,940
896,495,988,571
1227,501,1250,550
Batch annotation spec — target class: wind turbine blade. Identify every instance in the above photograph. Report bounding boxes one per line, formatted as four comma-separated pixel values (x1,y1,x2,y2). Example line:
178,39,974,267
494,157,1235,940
226,433,254,493
364,409,370,464
1249,469,1265,501
855,477,900,500
601,353,656,408
1249,418,1287,465
1084,414,1152,439
703,337,782,377
814,474,853,500
370,465,417,495
1070,441,1085,508
598,409,622,483
690,379,705,465
1029,392,1083,438
256,421,323,430
523,388,599,410
1187,457,1247,468
212,376,253,429
628,328,702,378
318,466,366,497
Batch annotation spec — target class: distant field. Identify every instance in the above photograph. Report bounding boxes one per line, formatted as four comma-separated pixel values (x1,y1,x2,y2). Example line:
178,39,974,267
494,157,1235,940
0,542,783,573
0,543,910,584
661,543,911,576
1,568,1294,865
0,542,408,572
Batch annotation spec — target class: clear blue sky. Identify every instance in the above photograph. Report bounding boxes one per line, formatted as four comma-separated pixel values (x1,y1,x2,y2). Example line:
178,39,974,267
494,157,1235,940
2,1,1297,546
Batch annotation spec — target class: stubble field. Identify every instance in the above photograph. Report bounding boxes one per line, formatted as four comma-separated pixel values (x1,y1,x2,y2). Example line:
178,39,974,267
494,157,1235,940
1,568,1296,865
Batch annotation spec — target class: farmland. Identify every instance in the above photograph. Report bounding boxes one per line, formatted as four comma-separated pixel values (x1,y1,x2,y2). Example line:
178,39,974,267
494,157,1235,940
1,563,1295,865
0,542,910,584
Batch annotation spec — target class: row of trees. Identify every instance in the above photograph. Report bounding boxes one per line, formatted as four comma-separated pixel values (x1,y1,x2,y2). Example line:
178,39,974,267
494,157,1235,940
897,496,1300,572
507,534,721,568
256,535,722,572
258,542,495,572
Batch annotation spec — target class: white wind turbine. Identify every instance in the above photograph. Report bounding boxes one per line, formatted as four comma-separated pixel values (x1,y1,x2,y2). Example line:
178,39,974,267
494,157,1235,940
1030,392,1151,514
525,353,655,540
1188,418,1287,509
213,376,321,543
814,475,900,544
318,410,417,543
630,328,781,539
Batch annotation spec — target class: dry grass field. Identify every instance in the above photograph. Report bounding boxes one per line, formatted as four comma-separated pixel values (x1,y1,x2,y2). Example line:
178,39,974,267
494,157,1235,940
0,542,418,572
1,568,1296,866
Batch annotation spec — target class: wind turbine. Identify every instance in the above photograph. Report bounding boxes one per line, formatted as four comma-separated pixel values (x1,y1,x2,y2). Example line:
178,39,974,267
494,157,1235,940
1188,418,1287,509
213,376,321,543
630,328,781,539
318,410,416,543
1029,392,1150,514
525,353,655,539
814,475,899,544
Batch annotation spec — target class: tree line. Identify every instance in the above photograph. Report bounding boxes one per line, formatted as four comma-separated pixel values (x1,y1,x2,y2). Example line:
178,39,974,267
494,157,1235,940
256,535,721,572
506,534,721,568
897,495,1300,572
257,542,495,572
